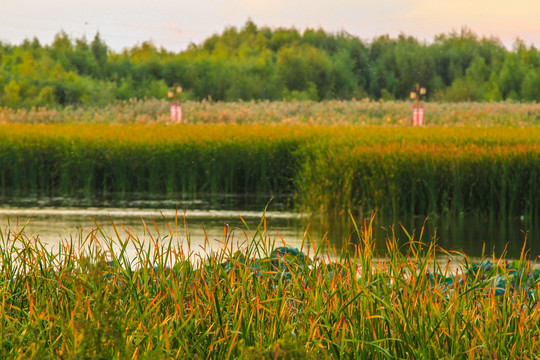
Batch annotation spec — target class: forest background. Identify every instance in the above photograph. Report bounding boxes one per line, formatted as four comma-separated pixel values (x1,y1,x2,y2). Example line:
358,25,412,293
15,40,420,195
1,20,540,108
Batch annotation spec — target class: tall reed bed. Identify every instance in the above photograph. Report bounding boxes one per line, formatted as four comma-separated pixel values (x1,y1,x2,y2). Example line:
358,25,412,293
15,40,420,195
0,124,538,217
0,215,538,358
1,100,539,126
297,129,540,218
0,124,311,199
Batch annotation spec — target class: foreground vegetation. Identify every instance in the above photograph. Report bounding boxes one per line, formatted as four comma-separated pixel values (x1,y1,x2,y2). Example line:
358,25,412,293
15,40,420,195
0,123,538,217
2,21,540,108
1,215,539,358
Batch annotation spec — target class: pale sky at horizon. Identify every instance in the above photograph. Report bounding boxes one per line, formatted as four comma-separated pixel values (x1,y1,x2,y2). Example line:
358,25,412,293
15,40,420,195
1,0,539,52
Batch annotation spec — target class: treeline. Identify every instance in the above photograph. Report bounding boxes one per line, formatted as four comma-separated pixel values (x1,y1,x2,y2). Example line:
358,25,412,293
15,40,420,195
1,20,540,108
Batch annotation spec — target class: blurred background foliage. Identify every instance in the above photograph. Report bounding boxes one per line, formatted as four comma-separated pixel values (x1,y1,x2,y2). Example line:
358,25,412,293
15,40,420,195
1,20,540,108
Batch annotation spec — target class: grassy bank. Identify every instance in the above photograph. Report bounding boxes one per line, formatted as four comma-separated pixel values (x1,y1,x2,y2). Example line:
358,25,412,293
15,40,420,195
0,124,539,217
1,216,539,358
1,99,539,126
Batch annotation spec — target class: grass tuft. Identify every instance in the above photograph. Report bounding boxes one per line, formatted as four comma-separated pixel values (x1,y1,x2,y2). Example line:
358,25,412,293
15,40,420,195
0,215,538,358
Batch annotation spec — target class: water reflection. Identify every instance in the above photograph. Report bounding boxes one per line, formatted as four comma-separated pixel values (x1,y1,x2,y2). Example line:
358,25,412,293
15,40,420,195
309,214,539,258
0,205,538,259
0,207,308,260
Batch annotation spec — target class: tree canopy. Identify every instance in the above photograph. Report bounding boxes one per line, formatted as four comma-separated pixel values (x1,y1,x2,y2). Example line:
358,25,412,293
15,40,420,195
1,21,539,108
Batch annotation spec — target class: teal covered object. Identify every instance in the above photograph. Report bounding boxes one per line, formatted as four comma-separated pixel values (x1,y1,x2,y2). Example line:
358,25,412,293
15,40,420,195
429,260,540,298
219,246,310,279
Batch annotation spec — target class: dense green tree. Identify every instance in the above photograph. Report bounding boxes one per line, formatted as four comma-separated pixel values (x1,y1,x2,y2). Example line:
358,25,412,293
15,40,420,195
330,48,361,98
90,33,108,70
0,21,539,107
522,68,540,101
498,52,526,100
3,79,21,107
368,35,399,98
268,28,302,51
277,43,333,99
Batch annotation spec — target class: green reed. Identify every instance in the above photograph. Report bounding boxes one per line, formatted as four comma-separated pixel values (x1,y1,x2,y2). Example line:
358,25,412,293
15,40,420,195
0,214,538,359
296,136,540,218
0,124,310,200
0,124,538,217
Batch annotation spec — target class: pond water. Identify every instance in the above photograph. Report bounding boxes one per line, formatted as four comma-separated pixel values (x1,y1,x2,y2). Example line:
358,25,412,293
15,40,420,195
0,197,538,261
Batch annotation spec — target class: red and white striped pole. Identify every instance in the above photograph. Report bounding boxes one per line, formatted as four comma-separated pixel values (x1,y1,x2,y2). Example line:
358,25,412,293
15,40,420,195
168,85,183,123
413,105,424,126
170,103,182,123
410,84,426,126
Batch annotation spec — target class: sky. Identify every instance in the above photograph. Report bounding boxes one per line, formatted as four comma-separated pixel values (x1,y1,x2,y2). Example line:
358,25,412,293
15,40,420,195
1,0,539,52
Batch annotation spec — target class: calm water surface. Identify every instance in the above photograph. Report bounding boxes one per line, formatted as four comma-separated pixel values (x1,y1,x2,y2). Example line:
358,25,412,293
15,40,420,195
0,201,538,260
